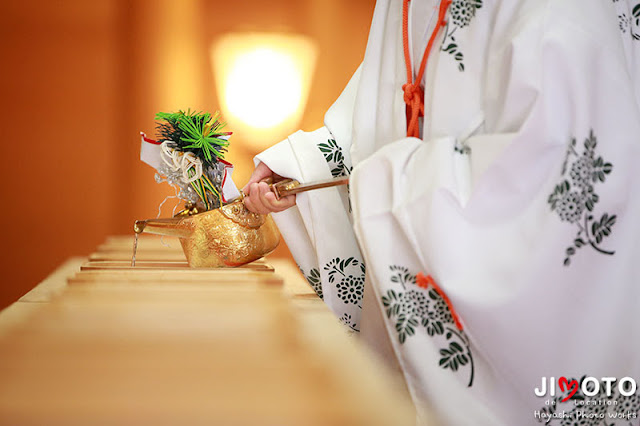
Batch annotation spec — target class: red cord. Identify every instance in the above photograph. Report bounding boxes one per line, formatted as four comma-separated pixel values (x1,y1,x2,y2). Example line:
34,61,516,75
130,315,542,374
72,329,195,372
416,273,463,331
402,0,452,138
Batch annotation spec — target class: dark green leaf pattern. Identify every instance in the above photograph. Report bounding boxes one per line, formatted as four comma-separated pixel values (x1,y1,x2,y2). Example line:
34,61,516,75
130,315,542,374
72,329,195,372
395,314,419,344
548,130,616,265
306,267,323,300
317,138,353,212
439,342,469,371
389,265,416,289
536,375,640,425
382,265,475,387
298,265,323,299
591,214,616,245
440,0,483,72
317,139,352,178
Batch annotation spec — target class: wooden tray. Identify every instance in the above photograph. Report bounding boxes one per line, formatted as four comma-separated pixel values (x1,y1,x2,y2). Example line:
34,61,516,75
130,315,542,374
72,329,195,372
81,260,273,272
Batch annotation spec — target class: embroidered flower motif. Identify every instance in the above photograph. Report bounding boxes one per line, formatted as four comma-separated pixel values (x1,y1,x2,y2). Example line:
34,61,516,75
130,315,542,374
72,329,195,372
324,257,365,308
548,130,616,266
441,0,482,71
382,266,475,387
570,156,594,188
450,0,480,28
336,274,365,304
619,13,631,32
618,392,640,414
402,290,430,317
557,191,584,223
429,289,455,325
616,2,640,41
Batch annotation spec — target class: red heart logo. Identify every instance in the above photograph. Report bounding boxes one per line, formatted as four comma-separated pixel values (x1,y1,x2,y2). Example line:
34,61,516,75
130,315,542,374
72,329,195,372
558,377,579,402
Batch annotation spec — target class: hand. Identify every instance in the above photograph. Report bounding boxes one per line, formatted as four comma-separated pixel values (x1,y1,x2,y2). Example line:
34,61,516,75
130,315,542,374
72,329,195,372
242,162,296,214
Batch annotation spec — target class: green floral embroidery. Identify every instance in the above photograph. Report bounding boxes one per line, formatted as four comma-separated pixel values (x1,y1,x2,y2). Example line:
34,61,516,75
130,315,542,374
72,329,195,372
304,267,323,300
339,313,358,332
614,1,640,40
441,0,483,72
317,139,351,178
381,265,475,387
324,257,365,308
548,130,616,266
536,376,640,426
619,12,632,32
317,138,353,212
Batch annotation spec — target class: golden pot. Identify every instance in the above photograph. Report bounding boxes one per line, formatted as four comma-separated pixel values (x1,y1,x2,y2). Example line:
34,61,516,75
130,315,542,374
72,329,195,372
133,201,280,268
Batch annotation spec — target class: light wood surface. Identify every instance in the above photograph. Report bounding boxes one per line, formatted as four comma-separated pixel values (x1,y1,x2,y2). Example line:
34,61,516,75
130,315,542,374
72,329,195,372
0,234,415,425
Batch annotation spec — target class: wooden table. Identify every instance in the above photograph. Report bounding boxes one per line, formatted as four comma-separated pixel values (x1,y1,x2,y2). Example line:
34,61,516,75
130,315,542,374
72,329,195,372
0,235,415,425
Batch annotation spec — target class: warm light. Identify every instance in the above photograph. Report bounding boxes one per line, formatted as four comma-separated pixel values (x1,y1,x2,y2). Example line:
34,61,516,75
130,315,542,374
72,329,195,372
212,33,317,150
225,48,302,129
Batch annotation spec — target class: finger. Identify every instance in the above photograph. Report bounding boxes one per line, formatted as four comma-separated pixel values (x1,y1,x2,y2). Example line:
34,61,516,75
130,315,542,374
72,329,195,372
243,195,260,214
246,183,268,214
263,192,296,212
261,183,296,209
258,183,294,213
247,182,271,215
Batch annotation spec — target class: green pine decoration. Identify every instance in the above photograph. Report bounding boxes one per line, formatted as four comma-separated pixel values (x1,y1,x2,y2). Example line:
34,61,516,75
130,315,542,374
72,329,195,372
155,110,231,167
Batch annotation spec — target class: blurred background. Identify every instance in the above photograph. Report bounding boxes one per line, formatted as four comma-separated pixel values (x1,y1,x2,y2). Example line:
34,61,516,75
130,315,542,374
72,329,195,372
0,0,375,310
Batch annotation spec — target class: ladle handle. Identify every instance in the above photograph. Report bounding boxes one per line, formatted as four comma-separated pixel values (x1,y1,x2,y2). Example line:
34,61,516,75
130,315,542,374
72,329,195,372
271,177,350,200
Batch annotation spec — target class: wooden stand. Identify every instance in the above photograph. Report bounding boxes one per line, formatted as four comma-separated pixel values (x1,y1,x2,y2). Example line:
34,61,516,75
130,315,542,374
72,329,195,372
0,234,416,425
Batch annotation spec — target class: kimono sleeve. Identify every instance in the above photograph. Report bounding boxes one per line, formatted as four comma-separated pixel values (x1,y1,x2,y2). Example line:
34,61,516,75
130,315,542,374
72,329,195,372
253,67,367,331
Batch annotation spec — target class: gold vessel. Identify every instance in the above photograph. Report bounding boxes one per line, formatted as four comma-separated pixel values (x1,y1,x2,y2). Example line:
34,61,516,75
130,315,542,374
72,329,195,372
132,177,349,268
134,201,280,268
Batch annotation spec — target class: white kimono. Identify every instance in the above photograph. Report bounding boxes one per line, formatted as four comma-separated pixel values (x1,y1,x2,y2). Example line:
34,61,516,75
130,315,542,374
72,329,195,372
256,0,640,424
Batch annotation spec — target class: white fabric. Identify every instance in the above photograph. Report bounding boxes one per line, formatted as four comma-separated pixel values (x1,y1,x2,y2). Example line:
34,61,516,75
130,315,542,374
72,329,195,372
256,0,640,424
256,127,364,330
140,132,162,170
220,164,240,203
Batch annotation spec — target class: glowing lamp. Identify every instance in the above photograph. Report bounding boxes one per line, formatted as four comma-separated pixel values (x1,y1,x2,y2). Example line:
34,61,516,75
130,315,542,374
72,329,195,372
212,33,317,150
